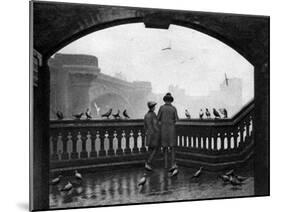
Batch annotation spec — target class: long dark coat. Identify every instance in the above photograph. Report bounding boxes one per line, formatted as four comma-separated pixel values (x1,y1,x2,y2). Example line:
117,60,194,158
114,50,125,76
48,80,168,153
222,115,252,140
144,110,160,147
157,103,179,147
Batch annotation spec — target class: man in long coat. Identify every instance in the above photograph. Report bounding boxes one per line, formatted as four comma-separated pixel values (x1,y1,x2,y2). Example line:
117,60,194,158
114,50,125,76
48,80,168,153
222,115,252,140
157,93,179,171
144,101,160,171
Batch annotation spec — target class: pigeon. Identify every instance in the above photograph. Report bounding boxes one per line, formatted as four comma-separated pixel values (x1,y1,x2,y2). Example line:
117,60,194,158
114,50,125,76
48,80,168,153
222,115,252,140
225,169,234,176
73,112,84,120
199,109,204,119
205,108,211,118
235,175,248,182
219,108,228,118
229,176,243,186
101,108,112,119
112,110,121,119
213,108,221,119
138,173,147,186
185,109,191,119
51,175,63,185
171,168,179,177
56,111,64,120
218,174,230,183
85,108,92,119
191,167,203,179
75,170,82,180
61,181,73,191
123,109,130,119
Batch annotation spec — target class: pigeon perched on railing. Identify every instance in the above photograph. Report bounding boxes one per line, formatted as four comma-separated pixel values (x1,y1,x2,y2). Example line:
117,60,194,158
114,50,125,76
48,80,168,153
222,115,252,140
219,108,228,118
213,108,221,119
101,108,112,119
56,111,64,120
199,109,204,119
205,108,211,119
73,112,84,120
85,108,92,119
185,109,191,119
123,109,130,119
112,110,121,119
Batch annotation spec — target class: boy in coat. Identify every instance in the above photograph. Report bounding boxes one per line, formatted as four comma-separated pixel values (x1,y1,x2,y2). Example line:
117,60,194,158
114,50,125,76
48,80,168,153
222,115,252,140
157,93,179,172
144,101,160,171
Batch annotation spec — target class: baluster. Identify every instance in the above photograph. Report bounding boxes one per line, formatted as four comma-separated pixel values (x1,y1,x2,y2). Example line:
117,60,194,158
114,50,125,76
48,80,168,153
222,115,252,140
187,135,192,149
107,130,115,156
80,132,88,158
213,134,218,152
183,135,187,148
124,130,131,154
70,132,78,159
239,124,244,148
132,130,139,153
202,136,207,151
116,130,123,155
62,132,70,160
90,131,97,158
98,131,106,157
51,135,58,160
226,131,231,152
245,119,251,144
233,129,238,150
219,133,224,151
140,130,147,153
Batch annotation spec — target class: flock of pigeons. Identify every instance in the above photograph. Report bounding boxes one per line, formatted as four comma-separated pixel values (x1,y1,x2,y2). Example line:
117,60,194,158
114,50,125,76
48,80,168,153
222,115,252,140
138,167,247,188
51,170,83,192
55,108,130,120
185,108,228,119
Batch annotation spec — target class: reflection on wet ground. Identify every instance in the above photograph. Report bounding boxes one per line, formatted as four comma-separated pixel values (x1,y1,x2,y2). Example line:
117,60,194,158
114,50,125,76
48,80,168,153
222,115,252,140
50,165,254,209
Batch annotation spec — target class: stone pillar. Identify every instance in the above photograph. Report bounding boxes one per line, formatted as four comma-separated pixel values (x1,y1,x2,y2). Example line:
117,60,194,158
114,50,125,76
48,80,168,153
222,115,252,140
254,61,269,196
31,53,50,210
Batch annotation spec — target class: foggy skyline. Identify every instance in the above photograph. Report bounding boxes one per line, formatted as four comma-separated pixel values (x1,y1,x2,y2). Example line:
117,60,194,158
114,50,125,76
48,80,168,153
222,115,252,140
58,23,254,104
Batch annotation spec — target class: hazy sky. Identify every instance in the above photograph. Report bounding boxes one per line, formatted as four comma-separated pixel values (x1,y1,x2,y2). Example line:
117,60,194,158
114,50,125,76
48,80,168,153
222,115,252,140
58,23,254,103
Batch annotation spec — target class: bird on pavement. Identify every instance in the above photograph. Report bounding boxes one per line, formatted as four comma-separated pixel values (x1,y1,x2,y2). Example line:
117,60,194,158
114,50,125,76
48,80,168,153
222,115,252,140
112,110,121,119
234,175,248,182
73,112,84,120
101,108,112,119
225,169,234,176
85,108,92,119
51,175,63,185
229,175,243,186
191,167,203,179
185,109,191,119
138,173,147,187
199,109,204,119
75,170,82,180
205,108,211,119
60,181,73,191
213,108,221,119
218,174,230,183
171,168,179,177
56,111,64,120
123,109,130,119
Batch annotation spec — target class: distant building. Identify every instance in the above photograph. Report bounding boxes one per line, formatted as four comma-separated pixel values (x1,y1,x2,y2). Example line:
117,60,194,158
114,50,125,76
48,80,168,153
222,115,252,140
49,53,152,119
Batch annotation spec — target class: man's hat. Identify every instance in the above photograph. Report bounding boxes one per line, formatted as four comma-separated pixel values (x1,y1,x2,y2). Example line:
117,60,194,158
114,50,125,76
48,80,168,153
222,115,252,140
147,101,157,108
163,92,174,103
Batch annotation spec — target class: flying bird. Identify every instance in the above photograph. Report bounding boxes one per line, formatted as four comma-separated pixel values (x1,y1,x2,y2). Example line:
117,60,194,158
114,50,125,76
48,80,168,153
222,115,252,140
73,112,84,120
225,73,229,86
213,108,221,119
61,181,73,191
56,111,64,120
94,102,100,116
75,170,82,180
191,167,203,179
123,109,130,119
51,175,63,185
138,173,147,187
199,109,204,119
161,40,172,51
185,109,191,119
101,108,112,119
112,110,121,119
85,108,92,119
205,108,211,119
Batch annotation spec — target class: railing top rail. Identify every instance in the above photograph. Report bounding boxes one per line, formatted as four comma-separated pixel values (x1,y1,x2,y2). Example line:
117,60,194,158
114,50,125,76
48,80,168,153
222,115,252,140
50,100,254,128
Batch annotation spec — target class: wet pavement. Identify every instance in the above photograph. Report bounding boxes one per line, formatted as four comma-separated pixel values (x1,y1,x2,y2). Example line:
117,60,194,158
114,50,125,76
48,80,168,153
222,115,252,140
50,165,254,209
